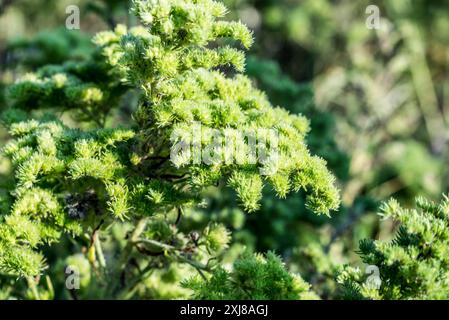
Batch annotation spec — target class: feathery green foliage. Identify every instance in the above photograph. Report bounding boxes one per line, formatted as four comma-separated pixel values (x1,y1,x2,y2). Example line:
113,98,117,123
0,0,339,299
6,28,93,69
92,0,340,214
339,196,449,300
183,251,319,300
7,44,129,126
1,0,448,302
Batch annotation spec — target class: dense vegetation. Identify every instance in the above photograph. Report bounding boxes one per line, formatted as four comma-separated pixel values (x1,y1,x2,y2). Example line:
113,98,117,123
0,0,448,300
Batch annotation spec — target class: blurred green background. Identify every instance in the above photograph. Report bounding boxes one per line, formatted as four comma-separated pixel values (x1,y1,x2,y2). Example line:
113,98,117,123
0,0,448,298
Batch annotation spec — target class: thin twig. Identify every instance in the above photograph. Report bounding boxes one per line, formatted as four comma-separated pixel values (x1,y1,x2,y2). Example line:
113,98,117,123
175,207,183,225
133,237,211,280
26,276,40,300
113,218,148,294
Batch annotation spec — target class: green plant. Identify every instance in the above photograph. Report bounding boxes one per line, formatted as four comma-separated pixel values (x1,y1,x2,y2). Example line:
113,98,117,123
0,0,339,299
183,251,319,300
339,196,449,300
2,0,447,302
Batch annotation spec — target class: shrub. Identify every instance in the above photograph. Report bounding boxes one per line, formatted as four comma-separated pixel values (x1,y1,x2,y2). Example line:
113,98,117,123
0,0,339,299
